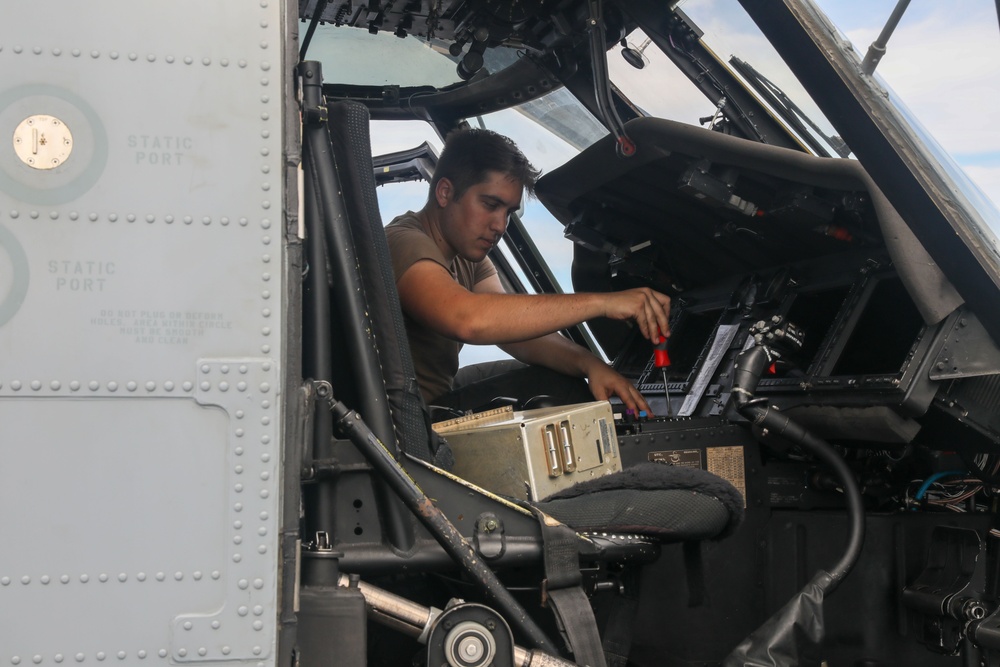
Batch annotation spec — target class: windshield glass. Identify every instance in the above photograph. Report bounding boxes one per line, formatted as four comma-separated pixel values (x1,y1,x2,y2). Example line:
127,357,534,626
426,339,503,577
304,23,525,87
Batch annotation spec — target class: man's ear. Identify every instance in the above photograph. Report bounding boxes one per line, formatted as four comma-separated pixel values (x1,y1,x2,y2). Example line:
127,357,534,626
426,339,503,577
434,177,453,208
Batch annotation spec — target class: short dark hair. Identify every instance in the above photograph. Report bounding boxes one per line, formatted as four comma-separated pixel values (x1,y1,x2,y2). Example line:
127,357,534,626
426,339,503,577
429,128,540,203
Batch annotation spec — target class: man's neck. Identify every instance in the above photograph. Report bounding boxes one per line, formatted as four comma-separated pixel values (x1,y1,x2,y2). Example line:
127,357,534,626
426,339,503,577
415,205,456,264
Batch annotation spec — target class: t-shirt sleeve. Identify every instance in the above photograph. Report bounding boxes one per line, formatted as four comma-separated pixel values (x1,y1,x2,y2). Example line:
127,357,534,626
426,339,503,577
385,221,449,282
473,255,498,285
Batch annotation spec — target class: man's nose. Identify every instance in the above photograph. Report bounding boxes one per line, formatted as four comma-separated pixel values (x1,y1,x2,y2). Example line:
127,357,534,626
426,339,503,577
489,212,507,237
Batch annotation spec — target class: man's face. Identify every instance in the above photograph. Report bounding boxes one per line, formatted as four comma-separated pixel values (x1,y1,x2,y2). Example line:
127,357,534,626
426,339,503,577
436,171,523,262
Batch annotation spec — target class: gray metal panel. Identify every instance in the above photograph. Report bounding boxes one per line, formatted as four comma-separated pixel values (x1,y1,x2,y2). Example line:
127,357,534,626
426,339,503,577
0,1,289,664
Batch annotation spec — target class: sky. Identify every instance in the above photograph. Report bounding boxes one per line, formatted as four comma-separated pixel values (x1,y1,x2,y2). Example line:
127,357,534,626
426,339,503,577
365,0,1000,366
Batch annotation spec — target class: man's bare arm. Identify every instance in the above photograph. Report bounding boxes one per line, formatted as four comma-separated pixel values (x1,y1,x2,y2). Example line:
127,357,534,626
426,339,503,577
395,259,670,344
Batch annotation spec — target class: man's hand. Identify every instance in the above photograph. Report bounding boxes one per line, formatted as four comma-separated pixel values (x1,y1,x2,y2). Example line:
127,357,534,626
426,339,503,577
584,359,652,415
602,287,672,343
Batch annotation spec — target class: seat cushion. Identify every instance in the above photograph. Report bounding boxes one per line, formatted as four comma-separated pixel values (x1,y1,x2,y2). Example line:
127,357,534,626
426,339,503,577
534,463,745,541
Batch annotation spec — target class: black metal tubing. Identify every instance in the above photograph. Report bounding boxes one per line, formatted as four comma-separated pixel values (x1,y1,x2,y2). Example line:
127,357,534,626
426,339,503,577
326,395,559,655
732,345,864,587
300,61,413,551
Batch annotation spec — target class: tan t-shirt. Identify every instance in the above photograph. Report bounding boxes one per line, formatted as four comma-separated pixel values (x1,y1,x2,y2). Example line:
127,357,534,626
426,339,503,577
385,212,498,402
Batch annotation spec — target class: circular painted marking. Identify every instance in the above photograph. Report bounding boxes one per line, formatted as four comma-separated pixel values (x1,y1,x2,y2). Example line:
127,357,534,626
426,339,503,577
0,224,29,326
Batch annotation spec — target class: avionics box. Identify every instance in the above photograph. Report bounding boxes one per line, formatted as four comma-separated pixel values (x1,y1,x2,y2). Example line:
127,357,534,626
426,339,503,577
434,401,620,501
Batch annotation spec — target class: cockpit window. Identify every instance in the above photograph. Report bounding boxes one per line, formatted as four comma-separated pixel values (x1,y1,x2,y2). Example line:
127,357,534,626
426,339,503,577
303,23,524,87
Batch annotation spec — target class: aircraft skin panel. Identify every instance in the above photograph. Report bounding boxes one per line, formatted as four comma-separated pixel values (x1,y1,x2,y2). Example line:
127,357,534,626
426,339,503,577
0,1,288,664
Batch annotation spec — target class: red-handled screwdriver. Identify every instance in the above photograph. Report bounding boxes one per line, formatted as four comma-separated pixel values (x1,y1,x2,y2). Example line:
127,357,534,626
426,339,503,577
655,331,673,417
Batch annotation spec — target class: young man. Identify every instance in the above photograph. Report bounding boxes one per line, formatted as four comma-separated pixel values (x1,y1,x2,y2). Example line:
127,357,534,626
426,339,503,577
385,129,670,415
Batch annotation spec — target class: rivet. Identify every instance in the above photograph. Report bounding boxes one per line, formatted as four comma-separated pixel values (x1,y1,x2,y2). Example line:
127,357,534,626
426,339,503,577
182,381,193,391
237,382,247,391
258,527,267,536
235,428,244,437
70,381,80,391
137,652,145,659
211,620,220,629
261,452,270,462
145,382,155,391
30,211,39,219
234,520,243,529
200,364,211,374
60,574,69,583
260,383,270,393
238,578,249,590
80,574,89,583
197,649,207,657
155,572,165,581
202,216,211,225
221,647,230,656
261,112,269,121
175,572,183,581
55,656,64,663
88,381,99,391
33,46,42,54
183,216,193,224
261,218,271,229
261,200,271,209
108,213,118,222
30,380,41,390
261,435,270,444
145,214,154,223
99,573,108,582
1,577,9,586
261,256,270,265
166,55,174,64
146,54,155,62
50,211,59,219
34,656,43,664
72,49,80,57
261,95,269,104
235,483,244,493
53,47,62,56
219,382,229,391
93,50,102,58
40,575,50,584
164,381,174,391
233,554,242,563
211,571,221,579
13,46,23,54
260,62,270,71
259,511,269,521
235,447,244,456
75,654,84,662
88,213,98,221
118,573,127,582
261,130,270,139
239,60,248,68
11,381,21,391
253,647,262,656
69,211,79,220
221,58,230,67
262,290,270,299
107,381,118,392
238,606,249,616
128,52,137,61
158,651,166,659
198,380,210,390
21,575,30,584
50,381,61,390
10,658,22,667
176,650,186,658
165,215,174,224
253,620,264,630
137,572,146,581
193,571,202,580
234,535,243,545
261,327,270,336
116,654,125,661
235,465,243,474
96,652,106,661
220,216,229,226
234,503,243,512
202,58,211,66
257,544,267,554
183,621,192,630
260,488,270,500
9,210,18,219
109,51,118,60
126,381,137,392
239,217,249,226
260,42,268,51
236,410,245,418
184,56,193,65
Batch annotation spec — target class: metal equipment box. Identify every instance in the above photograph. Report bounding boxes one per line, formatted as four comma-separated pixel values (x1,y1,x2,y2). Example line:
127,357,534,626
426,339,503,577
435,401,620,501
